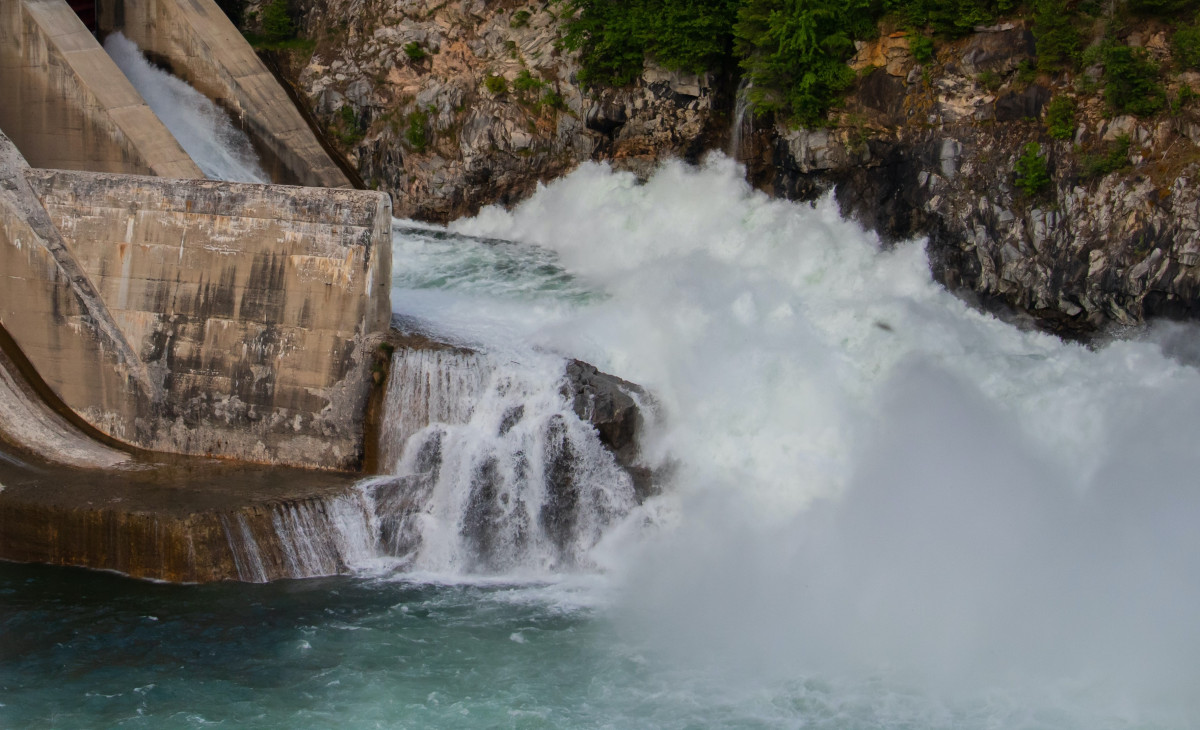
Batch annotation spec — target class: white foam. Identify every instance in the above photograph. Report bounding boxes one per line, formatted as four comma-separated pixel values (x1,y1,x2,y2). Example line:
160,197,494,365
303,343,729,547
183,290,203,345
429,154,1200,721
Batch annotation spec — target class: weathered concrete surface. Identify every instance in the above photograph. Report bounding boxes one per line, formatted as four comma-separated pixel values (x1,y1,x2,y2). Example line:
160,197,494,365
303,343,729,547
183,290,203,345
0,132,393,470
0,332,131,469
0,132,160,466
0,0,202,178
0,450,367,582
99,0,351,188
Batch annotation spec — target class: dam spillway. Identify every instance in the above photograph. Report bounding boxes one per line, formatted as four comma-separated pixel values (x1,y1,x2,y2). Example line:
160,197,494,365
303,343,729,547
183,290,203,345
0,0,395,577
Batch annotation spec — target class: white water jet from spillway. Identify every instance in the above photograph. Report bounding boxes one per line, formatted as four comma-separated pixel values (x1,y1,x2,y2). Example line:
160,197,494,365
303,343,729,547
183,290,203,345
415,154,1200,726
104,33,270,183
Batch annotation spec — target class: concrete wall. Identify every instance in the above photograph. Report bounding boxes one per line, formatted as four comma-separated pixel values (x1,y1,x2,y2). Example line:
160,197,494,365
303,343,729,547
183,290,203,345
0,334,132,470
0,133,160,465
0,0,202,178
0,132,392,471
99,0,352,189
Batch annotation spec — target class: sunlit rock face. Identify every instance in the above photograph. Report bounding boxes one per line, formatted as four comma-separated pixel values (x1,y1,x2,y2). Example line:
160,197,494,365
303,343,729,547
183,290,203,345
282,0,721,221
289,1,1200,333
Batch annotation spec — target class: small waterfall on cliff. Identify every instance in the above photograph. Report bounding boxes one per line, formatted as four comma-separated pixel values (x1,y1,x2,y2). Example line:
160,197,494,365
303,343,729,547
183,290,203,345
367,347,637,574
104,33,270,183
728,77,754,161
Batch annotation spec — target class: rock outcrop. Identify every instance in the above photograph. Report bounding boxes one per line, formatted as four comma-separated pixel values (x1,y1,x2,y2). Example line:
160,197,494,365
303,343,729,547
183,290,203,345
276,0,723,220
760,22,1200,335
271,4,1200,333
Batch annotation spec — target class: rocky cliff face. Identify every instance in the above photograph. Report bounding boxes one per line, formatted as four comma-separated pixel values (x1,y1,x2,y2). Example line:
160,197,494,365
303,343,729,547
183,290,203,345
758,22,1200,336
268,4,1200,333
280,0,723,221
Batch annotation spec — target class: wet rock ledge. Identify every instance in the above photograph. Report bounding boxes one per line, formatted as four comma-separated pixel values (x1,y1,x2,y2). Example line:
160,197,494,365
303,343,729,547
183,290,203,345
0,452,367,583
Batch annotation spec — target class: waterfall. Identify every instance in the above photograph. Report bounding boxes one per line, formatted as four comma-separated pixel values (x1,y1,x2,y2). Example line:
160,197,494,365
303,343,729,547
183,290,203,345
727,77,754,161
367,347,637,574
97,30,641,580
217,491,378,583
104,33,270,183
213,346,639,580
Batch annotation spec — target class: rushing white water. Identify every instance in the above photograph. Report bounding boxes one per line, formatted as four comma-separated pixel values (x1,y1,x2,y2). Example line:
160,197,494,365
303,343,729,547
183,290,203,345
384,155,1200,726
104,33,270,183
369,346,637,575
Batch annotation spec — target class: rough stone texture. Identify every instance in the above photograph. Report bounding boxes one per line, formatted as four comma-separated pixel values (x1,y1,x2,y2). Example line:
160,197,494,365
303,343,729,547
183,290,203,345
98,0,351,188
563,359,644,471
277,0,723,221
287,6,1200,332
1,133,393,470
0,0,202,178
761,24,1200,335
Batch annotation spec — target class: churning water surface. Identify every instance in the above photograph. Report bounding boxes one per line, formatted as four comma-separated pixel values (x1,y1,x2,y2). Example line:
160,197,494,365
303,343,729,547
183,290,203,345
3,150,1199,728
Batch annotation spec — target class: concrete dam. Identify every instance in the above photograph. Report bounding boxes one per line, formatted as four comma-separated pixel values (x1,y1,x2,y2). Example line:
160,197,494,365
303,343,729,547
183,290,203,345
0,0,395,580
0,0,648,582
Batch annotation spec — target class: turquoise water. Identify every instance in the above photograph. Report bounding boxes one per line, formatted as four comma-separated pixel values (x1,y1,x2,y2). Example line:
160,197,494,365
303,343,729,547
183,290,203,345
0,563,1166,730
0,564,641,729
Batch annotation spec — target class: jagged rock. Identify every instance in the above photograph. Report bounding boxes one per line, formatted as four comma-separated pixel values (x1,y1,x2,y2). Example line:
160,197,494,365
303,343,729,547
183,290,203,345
563,359,644,467
586,100,628,135
959,25,1035,75
292,0,717,221
993,84,1049,122
857,69,907,125
851,33,914,77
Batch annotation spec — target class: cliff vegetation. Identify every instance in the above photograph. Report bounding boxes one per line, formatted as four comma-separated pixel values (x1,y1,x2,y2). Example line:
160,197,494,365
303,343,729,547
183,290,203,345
216,0,1200,334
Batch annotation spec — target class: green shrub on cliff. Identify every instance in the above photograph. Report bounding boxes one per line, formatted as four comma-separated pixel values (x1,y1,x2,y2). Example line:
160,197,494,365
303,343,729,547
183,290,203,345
1032,0,1079,71
734,0,878,126
1102,44,1166,116
511,9,533,28
559,0,740,86
1174,18,1200,70
889,0,1012,38
485,75,508,94
1014,142,1051,196
910,33,936,63
1081,134,1131,179
261,0,295,43
332,105,364,146
404,42,428,62
1044,95,1076,139
555,0,1185,128
405,109,430,152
